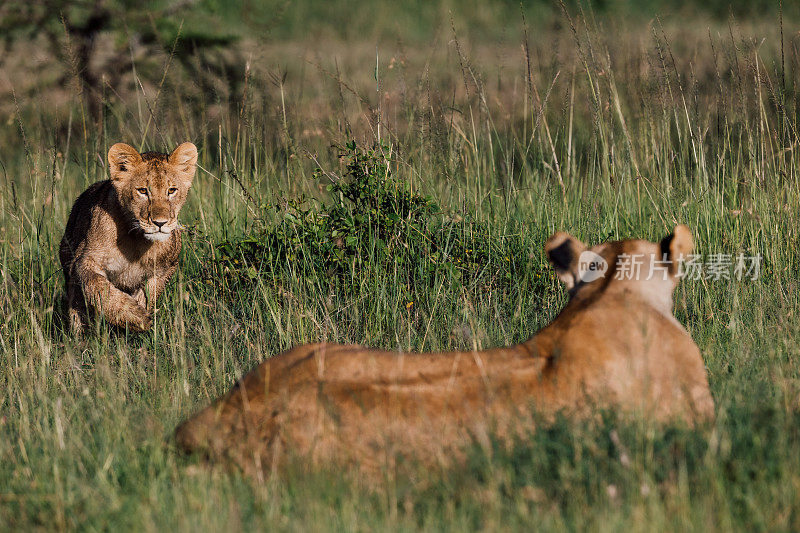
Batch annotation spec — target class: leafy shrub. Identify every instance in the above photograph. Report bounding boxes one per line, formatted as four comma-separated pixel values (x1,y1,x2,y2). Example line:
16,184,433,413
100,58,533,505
211,140,546,304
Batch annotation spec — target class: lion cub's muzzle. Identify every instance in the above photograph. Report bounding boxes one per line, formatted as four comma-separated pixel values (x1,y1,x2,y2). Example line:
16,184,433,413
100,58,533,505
143,218,176,242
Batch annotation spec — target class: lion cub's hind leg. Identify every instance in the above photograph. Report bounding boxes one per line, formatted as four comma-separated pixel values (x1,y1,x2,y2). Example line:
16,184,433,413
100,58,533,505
65,280,88,335
68,305,86,335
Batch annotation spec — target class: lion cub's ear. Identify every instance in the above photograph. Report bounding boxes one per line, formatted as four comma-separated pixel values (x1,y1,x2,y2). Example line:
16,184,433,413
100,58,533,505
108,143,143,181
660,224,694,276
169,142,198,185
545,232,588,290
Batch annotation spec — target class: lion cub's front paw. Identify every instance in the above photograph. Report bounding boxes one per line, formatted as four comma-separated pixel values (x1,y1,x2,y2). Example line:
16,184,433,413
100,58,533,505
133,307,153,331
119,296,153,332
134,288,147,308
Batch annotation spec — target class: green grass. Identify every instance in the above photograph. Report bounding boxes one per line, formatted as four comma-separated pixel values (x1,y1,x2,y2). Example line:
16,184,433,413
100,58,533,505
1,2,800,530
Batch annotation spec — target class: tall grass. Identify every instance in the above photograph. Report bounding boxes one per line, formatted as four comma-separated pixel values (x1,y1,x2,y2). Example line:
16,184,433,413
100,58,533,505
0,4,799,530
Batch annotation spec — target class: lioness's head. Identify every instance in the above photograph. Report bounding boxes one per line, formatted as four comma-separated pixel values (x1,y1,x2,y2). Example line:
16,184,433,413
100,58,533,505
545,225,694,312
108,142,198,242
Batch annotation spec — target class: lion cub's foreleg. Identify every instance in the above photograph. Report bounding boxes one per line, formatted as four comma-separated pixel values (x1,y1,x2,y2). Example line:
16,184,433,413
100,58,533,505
133,264,177,314
72,259,152,332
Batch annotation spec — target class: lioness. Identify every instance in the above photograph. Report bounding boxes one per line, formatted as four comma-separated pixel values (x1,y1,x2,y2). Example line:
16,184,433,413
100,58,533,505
175,225,713,478
59,142,197,333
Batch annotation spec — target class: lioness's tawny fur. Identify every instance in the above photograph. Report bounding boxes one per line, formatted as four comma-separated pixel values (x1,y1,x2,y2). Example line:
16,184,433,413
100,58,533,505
59,142,197,333
175,225,713,479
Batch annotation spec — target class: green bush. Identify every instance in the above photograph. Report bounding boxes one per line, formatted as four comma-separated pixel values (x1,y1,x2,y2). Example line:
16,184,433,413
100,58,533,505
211,140,546,305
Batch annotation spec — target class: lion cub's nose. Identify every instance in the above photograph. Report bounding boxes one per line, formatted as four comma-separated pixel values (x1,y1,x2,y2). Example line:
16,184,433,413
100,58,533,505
152,218,168,229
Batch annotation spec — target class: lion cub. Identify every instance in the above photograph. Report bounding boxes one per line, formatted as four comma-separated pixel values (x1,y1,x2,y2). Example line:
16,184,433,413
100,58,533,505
59,142,197,333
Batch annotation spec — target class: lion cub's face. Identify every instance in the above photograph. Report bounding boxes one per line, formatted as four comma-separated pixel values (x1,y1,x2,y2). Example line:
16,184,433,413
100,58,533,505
108,142,198,242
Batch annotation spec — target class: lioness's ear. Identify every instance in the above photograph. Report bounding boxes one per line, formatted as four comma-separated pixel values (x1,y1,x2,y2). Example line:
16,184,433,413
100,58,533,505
169,142,198,184
660,224,694,276
108,143,142,181
545,232,587,290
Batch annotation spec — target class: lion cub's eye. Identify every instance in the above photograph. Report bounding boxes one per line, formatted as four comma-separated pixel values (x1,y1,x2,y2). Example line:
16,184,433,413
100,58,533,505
168,187,178,196
136,188,149,196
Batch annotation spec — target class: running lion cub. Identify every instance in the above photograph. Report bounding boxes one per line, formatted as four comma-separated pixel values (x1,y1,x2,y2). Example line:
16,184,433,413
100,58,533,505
175,225,713,478
60,142,197,333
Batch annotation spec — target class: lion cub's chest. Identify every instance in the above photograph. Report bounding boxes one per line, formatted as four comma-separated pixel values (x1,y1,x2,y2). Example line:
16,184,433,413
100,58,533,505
105,254,150,293
104,245,168,293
